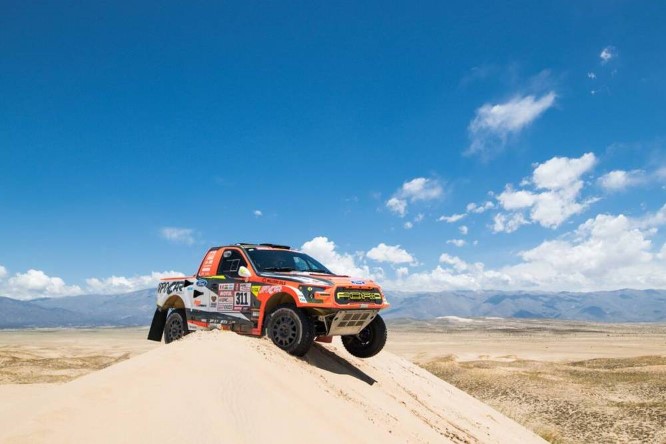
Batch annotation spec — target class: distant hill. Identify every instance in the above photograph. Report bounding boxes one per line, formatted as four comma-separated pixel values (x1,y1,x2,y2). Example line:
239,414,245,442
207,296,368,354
382,289,666,322
0,289,155,328
1,288,665,328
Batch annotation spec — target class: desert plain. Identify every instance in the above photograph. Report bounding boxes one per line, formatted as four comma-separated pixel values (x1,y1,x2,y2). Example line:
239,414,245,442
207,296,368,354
0,318,664,443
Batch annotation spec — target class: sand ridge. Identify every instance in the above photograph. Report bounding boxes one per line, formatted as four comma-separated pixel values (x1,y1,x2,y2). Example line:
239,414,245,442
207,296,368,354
0,330,543,443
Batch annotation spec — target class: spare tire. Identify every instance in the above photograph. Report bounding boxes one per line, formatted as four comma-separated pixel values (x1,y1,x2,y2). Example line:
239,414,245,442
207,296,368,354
342,314,387,358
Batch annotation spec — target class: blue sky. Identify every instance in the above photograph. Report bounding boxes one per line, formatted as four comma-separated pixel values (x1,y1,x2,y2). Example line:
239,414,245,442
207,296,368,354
2,1,665,298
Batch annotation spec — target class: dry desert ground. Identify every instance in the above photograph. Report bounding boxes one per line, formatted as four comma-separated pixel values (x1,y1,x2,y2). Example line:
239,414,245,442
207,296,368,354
0,318,664,443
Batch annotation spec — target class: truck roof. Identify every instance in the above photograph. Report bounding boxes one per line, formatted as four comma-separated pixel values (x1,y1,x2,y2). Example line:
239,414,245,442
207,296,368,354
211,243,292,251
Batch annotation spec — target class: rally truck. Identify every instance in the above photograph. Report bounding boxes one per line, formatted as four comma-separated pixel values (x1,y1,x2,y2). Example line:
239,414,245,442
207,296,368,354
147,243,389,357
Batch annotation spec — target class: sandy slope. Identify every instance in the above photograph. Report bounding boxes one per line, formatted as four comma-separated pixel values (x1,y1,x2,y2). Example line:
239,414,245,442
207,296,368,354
0,331,544,444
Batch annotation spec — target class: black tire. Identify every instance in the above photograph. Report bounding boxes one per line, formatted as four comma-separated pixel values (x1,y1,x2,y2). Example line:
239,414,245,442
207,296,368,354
164,309,189,344
341,314,387,358
266,304,315,357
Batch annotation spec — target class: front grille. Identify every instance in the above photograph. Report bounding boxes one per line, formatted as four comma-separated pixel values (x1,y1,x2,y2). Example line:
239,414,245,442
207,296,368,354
335,288,382,304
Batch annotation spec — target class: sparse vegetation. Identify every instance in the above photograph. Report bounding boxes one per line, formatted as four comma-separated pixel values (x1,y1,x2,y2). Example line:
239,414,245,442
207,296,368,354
423,355,666,443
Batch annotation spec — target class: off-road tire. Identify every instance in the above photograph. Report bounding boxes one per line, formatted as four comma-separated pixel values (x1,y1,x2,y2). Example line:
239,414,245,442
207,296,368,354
164,309,189,344
266,304,315,357
341,314,387,358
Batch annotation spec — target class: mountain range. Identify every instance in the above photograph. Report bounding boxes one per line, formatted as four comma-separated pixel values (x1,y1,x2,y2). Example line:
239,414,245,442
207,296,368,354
1,288,665,328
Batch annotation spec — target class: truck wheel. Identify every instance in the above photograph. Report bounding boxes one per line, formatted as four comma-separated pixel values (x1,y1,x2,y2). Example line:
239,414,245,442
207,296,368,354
266,304,315,357
341,314,387,358
164,309,189,344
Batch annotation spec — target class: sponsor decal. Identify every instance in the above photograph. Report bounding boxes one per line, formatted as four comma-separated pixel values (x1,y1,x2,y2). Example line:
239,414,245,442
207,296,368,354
218,290,233,297
251,285,262,296
263,278,287,285
238,283,251,292
157,280,184,294
217,295,234,311
351,280,365,285
234,291,251,310
194,300,202,306
219,283,234,291
196,279,207,287
259,285,283,295
294,287,307,303
211,295,217,302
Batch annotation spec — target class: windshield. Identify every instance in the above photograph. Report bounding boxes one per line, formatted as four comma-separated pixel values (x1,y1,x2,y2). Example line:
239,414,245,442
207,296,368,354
246,249,334,274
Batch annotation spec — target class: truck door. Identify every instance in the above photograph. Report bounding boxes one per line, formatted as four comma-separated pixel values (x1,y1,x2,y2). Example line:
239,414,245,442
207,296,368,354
215,248,252,313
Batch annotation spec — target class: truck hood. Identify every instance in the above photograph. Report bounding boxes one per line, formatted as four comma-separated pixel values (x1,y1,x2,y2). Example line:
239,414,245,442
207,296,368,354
259,271,378,289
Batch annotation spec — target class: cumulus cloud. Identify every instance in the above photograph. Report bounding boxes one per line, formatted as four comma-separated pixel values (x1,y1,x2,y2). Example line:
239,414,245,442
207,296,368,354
492,213,529,233
366,243,415,264
446,239,467,247
1,269,83,300
598,170,646,191
459,225,469,235
160,227,195,245
86,271,186,294
466,201,495,214
253,210,263,217
382,210,666,292
403,221,413,230
386,178,443,216
0,266,189,300
300,237,376,278
466,92,556,157
600,46,615,64
494,152,597,231
438,213,466,223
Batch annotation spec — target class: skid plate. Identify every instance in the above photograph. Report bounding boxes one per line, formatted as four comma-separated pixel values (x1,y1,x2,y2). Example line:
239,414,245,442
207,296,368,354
328,310,378,336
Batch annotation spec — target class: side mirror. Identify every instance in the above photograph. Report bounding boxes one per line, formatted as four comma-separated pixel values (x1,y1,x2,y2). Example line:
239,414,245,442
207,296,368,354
238,266,252,278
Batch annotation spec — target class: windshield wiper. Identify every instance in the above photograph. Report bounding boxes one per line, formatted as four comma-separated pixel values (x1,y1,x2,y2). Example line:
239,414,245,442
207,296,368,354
263,267,295,272
307,268,333,274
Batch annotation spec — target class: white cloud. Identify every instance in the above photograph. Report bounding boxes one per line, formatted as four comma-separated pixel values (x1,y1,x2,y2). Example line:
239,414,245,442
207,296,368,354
598,170,646,191
459,225,469,235
466,92,556,156
0,266,189,300
404,221,413,230
438,213,466,223
86,271,185,295
447,239,466,247
0,265,7,279
383,210,666,292
160,227,195,245
600,46,615,64
532,152,597,190
466,201,495,214
3,269,83,300
366,243,415,264
253,210,263,217
386,197,408,217
300,237,374,278
386,178,443,216
492,213,529,233
396,267,409,279
495,153,597,230
587,72,597,79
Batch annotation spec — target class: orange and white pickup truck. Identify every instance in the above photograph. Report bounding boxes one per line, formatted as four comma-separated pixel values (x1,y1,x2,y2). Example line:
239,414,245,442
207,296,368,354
147,243,389,357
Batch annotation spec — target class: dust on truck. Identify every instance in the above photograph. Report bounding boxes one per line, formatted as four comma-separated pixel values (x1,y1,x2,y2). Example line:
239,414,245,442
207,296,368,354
147,243,389,357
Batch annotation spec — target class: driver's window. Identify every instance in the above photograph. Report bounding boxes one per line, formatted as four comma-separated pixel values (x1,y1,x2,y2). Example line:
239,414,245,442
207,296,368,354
293,256,309,271
217,249,248,277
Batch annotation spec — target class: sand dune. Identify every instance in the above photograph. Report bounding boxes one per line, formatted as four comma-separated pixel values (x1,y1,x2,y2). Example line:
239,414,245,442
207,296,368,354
0,330,543,443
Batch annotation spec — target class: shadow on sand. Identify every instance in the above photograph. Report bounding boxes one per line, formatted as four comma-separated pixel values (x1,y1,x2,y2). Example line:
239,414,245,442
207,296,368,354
303,343,377,386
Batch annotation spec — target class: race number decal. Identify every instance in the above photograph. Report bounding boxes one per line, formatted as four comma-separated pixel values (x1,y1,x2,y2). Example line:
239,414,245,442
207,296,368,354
234,291,251,310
